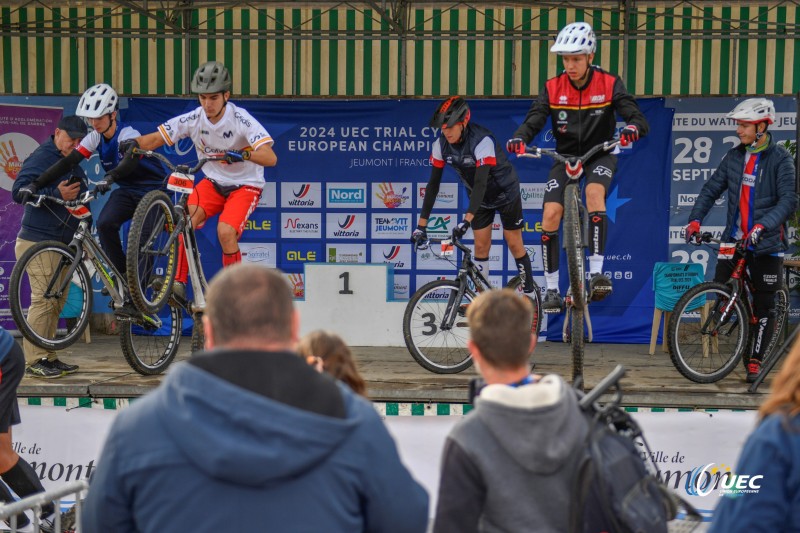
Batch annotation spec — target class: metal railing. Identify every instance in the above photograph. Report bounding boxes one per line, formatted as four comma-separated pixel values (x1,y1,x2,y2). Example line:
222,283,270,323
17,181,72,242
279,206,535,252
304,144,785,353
0,480,88,532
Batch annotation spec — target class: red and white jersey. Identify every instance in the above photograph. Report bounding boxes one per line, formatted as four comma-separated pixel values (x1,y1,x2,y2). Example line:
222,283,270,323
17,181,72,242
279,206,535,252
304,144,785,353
157,102,273,189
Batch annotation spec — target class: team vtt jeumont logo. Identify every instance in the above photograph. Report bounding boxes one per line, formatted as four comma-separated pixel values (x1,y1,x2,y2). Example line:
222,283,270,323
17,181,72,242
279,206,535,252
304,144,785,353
687,462,763,497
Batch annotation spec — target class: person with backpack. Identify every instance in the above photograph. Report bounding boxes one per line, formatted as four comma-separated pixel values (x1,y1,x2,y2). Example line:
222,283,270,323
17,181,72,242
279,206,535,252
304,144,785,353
432,288,585,532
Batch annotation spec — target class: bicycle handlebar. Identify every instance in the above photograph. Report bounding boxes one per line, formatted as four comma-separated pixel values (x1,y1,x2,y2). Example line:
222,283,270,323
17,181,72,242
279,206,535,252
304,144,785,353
132,148,226,174
518,139,621,165
26,191,96,208
415,234,471,255
579,364,626,410
695,232,748,250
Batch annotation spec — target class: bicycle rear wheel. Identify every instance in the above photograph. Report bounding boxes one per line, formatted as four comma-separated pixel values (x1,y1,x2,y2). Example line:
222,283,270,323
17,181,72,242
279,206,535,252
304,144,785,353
403,280,474,373
668,282,748,383
120,305,182,375
564,184,585,310
755,288,789,369
126,190,178,313
9,241,93,351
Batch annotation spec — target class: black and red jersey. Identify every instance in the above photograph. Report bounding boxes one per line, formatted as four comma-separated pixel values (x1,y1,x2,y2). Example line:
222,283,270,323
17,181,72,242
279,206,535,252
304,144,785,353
513,66,648,157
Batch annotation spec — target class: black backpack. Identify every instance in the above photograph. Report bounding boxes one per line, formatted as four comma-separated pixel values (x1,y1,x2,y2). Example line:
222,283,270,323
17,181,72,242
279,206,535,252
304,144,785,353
568,366,700,533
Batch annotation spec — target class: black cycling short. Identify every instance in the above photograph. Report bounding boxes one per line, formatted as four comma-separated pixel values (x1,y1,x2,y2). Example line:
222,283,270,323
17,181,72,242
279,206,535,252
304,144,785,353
0,342,23,433
542,152,617,205
471,195,524,231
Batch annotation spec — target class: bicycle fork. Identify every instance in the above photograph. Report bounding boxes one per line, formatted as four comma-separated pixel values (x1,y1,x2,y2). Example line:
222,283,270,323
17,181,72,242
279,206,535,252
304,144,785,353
440,272,470,331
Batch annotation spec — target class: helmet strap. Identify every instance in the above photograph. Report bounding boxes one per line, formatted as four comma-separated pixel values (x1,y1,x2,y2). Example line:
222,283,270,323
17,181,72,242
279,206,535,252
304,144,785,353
100,113,116,139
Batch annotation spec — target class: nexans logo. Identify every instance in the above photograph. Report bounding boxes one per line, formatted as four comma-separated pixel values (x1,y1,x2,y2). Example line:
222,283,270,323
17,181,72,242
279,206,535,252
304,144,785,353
281,213,322,239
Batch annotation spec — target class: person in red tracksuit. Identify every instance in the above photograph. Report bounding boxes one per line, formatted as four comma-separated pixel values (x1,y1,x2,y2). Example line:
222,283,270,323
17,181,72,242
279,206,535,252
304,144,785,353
507,22,649,313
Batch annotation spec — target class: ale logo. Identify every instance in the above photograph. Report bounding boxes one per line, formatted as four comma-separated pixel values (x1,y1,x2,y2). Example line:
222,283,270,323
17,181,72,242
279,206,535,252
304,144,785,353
293,184,311,198
339,215,356,229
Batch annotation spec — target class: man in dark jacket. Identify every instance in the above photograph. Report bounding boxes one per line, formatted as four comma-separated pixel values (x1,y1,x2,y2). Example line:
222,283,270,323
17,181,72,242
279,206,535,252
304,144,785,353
82,264,429,533
12,115,88,379
507,22,649,312
685,98,798,382
434,289,588,532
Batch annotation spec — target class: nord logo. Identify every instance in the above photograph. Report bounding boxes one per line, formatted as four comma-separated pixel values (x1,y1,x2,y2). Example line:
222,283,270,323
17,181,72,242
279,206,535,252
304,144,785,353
329,189,364,202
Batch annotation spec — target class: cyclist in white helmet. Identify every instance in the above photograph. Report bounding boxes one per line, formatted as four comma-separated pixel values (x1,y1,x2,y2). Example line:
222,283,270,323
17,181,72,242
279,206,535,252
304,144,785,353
19,83,165,319
507,22,649,313
685,98,797,383
133,61,277,304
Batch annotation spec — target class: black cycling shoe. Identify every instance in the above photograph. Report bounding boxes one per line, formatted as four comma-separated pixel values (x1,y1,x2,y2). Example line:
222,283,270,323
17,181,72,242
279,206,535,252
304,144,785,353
589,273,613,302
542,289,564,314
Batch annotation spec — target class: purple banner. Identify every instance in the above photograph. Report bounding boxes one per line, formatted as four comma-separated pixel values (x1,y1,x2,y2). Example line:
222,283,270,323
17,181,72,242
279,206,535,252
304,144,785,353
0,104,64,330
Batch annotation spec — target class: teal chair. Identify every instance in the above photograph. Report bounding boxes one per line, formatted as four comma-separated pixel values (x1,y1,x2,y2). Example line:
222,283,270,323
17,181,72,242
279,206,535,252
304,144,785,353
649,262,705,355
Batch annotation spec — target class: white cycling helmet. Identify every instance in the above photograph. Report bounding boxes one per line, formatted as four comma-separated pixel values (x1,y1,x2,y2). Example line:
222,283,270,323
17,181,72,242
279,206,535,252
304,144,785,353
727,98,775,124
550,22,596,55
76,83,119,118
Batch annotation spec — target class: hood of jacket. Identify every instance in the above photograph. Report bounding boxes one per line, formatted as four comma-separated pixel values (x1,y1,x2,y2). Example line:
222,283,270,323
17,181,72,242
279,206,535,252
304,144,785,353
155,362,359,487
474,374,588,475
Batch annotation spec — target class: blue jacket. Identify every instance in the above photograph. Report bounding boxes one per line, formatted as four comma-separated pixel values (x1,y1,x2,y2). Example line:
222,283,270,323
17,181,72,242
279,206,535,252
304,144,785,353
82,351,429,533
12,137,87,244
689,135,797,256
709,412,800,532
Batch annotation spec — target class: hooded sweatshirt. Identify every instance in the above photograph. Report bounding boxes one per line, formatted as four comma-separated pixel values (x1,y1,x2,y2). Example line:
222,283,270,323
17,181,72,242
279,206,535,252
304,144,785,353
434,374,588,533
82,350,429,533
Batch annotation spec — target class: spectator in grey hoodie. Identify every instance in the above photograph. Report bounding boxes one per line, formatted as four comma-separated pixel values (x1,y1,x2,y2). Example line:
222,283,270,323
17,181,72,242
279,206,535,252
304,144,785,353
433,289,588,532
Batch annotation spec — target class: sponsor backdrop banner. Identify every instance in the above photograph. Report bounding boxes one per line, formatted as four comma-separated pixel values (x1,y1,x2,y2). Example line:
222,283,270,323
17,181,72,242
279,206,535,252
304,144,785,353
124,97,673,343
0,104,64,330
664,96,799,324
12,402,756,522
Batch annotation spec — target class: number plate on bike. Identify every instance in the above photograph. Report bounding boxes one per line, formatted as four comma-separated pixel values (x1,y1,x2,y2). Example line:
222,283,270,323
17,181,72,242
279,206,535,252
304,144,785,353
167,172,195,194
441,240,454,256
66,205,91,219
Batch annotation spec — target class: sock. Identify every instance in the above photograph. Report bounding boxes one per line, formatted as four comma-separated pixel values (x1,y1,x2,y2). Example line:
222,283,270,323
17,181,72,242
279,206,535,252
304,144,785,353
545,271,559,292
514,253,534,293
1,459,54,516
589,211,607,258
542,230,560,291
222,250,242,267
589,254,604,275
474,257,489,279
541,230,560,274
176,235,189,284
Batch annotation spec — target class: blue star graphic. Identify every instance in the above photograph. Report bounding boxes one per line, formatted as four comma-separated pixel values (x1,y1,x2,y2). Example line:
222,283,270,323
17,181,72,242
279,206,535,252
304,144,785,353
605,187,631,223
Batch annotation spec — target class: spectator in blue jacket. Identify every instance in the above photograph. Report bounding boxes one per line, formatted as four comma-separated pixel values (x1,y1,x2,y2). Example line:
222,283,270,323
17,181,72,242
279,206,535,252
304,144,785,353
684,98,798,382
709,337,800,532
12,115,88,379
82,264,429,533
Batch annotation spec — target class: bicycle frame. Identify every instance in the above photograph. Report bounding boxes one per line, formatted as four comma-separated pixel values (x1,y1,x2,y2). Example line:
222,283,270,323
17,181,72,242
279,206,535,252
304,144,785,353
422,236,491,331
132,149,224,314
27,193,163,328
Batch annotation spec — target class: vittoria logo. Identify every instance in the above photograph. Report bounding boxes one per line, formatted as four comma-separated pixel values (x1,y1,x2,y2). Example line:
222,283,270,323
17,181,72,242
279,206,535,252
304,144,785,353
383,246,402,260
294,184,311,198
339,215,356,229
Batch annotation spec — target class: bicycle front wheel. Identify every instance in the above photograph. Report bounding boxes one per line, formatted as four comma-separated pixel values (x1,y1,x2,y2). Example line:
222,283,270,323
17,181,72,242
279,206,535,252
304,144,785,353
403,280,474,373
120,305,182,375
126,190,178,313
564,184,585,310
9,241,93,351
569,307,585,388
668,282,748,383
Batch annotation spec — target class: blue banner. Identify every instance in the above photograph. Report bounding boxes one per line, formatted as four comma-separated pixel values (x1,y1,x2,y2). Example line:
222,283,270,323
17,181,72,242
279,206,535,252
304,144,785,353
123,97,673,343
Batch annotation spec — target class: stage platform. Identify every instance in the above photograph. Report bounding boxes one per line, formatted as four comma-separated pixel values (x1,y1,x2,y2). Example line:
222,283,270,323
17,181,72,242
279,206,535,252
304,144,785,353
16,334,772,409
